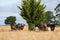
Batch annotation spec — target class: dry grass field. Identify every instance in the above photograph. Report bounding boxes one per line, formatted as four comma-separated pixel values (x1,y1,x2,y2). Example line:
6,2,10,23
0,26,60,40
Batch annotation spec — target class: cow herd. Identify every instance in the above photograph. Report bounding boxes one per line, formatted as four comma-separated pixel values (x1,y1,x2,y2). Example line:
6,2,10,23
10,23,56,31
34,23,56,31
11,23,25,30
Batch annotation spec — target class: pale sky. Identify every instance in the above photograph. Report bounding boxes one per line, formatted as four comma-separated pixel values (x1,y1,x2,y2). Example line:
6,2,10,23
0,0,60,25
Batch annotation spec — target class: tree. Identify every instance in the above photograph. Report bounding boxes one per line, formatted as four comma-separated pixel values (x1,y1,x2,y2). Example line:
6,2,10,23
55,4,60,13
5,16,16,29
55,4,60,25
44,11,54,23
17,0,46,30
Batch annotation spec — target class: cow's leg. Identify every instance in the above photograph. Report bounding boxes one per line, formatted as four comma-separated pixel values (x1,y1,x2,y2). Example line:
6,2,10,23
21,27,23,30
47,27,51,31
52,27,55,31
50,27,54,31
38,27,42,31
20,26,24,30
50,27,52,31
42,25,47,31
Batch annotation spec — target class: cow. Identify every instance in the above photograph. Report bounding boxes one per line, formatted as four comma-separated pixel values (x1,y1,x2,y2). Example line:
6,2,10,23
35,23,48,31
35,23,43,31
17,23,25,30
47,23,55,31
10,25,17,31
34,22,56,31
11,23,25,30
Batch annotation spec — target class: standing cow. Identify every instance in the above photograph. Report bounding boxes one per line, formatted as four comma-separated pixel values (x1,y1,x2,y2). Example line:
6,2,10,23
47,23,55,31
35,23,48,31
17,23,25,30
11,23,25,30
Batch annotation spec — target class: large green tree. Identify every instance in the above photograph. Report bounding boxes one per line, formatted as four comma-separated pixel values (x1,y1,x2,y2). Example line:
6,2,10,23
5,16,16,29
17,0,46,30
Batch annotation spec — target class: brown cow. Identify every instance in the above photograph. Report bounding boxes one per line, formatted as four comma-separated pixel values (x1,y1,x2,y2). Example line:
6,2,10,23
11,23,25,30
35,23,48,31
17,23,25,30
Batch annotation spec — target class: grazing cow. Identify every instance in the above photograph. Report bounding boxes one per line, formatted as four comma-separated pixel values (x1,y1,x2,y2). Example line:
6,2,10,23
47,23,55,31
34,22,55,31
35,23,43,31
18,23,25,30
11,23,25,30
10,25,17,30
35,23,48,31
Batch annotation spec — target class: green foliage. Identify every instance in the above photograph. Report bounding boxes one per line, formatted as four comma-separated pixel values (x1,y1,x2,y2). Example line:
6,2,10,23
55,4,60,25
5,16,16,25
17,0,45,30
44,11,54,23
55,4,60,13
28,23,35,30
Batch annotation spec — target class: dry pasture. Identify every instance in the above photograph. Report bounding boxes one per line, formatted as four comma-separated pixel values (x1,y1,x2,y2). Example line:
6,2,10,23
0,26,60,40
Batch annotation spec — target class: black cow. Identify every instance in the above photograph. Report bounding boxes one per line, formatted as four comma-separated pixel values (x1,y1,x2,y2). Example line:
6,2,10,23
47,23,55,31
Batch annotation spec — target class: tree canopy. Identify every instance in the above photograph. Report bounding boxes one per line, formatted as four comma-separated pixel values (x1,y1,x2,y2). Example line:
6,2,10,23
55,4,60,25
5,16,16,25
44,11,54,23
17,0,46,30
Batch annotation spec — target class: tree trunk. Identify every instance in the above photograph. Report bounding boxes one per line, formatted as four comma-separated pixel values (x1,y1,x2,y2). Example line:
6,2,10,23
10,25,14,30
28,23,35,30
